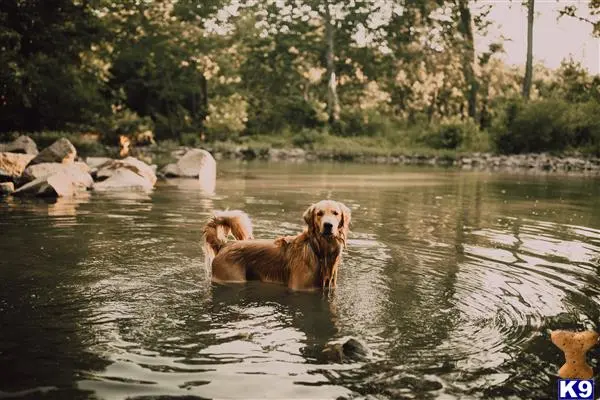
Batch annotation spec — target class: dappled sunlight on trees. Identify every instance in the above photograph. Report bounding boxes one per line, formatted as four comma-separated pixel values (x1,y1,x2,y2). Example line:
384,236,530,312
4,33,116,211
0,0,599,154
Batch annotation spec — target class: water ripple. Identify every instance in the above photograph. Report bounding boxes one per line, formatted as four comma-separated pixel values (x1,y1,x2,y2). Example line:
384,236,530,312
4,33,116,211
3,164,600,400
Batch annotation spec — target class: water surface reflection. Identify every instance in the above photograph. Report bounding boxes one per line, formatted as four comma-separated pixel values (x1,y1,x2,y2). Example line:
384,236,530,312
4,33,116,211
1,162,599,399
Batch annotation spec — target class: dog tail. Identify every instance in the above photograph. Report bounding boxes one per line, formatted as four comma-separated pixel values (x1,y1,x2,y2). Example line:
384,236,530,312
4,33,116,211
203,210,254,272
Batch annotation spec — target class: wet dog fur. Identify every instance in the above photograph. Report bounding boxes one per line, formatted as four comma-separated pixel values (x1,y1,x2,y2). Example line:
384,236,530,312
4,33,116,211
203,200,351,291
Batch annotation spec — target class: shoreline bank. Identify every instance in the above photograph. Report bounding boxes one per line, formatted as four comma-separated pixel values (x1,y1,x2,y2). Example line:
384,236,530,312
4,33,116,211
197,146,600,174
4,133,600,175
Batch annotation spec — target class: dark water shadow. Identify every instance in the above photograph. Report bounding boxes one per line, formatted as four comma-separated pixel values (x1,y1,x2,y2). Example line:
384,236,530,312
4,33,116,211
209,282,340,363
0,196,110,399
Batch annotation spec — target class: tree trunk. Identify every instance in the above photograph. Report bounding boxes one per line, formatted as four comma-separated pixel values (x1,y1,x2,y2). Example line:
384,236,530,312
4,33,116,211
523,0,534,100
457,0,477,119
200,74,208,112
323,1,340,123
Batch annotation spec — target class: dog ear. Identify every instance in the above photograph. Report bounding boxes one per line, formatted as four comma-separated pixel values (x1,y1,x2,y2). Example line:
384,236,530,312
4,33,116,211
338,202,351,247
303,204,316,231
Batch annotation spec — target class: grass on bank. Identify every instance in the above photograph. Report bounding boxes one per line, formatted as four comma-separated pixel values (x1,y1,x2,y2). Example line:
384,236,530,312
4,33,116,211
2,116,485,164
204,133,467,162
200,98,600,159
188,115,491,161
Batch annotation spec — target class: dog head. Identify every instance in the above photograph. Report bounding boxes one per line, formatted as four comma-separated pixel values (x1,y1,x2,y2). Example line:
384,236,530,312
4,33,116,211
303,200,351,245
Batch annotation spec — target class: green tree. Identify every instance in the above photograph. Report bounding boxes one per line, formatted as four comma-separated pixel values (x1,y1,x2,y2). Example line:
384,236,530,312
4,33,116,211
105,0,217,139
234,0,404,126
0,0,110,133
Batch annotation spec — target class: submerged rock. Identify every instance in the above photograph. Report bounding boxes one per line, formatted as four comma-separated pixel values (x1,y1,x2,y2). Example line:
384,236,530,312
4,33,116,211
0,152,36,181
541,312,597,332
28,138,76,165
322,337,370,363
0,135,38,155
13,165,93,197
396,375,443,391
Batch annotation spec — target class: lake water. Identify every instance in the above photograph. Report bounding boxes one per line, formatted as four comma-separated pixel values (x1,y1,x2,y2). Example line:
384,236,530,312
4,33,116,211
1,161,600,400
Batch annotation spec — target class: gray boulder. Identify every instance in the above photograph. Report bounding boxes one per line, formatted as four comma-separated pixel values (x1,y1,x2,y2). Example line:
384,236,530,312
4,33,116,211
85,157,113,170
21,162,90,183
0,135,38,155
92,168,154,192
161,149,216,180
170,147,190,160
95,156,156,186
28,138,77,165
161,163,180,177
13,165,93,197
0,152,36,181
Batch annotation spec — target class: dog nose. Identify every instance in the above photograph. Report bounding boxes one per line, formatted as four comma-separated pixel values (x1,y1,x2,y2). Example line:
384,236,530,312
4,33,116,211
323,222,333,231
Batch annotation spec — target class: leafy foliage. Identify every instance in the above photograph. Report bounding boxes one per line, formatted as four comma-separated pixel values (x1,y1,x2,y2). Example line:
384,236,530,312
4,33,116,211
423,117,482,150
0,0,110,132
0,0,598,155
491,98,600,155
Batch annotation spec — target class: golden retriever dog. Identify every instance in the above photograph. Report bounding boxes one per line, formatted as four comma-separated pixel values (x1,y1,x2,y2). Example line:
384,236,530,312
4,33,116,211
203,200,351,291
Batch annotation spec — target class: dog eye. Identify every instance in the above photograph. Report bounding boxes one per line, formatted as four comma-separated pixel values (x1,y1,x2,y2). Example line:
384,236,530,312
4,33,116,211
317,210,324,217
332,211,339,216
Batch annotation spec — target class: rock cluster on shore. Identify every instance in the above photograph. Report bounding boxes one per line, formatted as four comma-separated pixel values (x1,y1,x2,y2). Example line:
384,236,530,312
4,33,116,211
1,135,598,200
203,145,600,172
0,136,216,198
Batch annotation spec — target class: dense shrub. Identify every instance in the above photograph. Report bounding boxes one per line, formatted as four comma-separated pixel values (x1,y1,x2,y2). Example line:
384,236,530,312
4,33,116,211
106,110,155,141
510,98,570,153
420,117,483,150
332,110,401,138
569,101,600,155
491,98,600,154
180,132,205,147
290,129,327,148
244,96,323,135
204,94,249,141
24,131,111,157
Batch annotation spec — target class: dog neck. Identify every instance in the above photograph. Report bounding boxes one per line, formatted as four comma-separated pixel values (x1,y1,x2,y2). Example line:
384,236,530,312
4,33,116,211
307,234,342,288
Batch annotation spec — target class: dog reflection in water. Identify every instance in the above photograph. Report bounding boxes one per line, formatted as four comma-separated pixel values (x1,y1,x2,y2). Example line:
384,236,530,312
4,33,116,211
209,283,369,364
